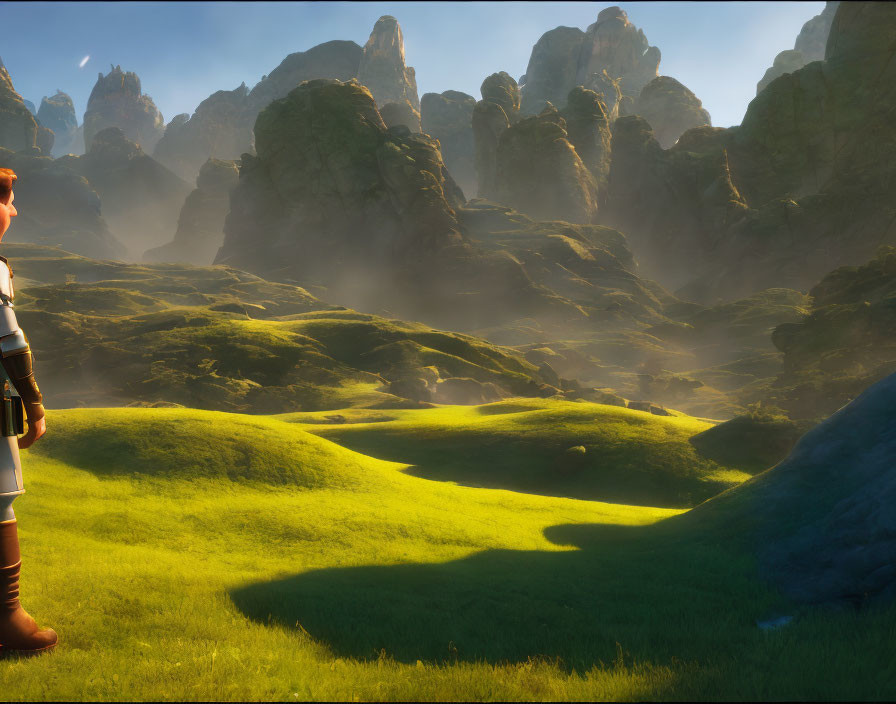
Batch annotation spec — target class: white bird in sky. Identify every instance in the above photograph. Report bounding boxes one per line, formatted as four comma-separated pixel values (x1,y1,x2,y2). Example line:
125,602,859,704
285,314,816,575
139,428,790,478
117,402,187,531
79,55,90,69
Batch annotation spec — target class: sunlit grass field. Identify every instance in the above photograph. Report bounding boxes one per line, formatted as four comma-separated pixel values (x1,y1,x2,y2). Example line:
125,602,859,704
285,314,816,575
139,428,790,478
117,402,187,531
1,403,894,701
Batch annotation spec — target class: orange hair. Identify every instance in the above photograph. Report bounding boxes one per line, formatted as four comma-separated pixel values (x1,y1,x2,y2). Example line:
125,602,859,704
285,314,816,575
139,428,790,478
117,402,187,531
0,168,15,203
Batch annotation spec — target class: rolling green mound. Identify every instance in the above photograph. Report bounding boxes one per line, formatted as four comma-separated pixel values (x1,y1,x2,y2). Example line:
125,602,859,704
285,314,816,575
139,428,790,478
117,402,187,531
283,398,750,508
3,244,560,412
2,405,893,701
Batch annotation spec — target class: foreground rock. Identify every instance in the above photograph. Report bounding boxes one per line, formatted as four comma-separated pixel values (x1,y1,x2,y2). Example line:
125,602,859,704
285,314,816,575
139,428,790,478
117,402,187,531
144,158,239,265
697,371,896,607
83,65,165,152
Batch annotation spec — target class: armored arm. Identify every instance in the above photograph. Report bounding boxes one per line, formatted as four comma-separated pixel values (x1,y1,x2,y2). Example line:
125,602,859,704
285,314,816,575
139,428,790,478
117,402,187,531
0,259,43,425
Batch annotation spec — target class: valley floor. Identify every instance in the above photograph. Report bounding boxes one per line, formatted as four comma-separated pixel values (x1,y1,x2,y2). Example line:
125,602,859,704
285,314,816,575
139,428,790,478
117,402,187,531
1,403,893,701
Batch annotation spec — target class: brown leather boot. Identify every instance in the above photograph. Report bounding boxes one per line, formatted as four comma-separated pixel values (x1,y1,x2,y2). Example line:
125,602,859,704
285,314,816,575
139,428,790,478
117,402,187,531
0,519,57,652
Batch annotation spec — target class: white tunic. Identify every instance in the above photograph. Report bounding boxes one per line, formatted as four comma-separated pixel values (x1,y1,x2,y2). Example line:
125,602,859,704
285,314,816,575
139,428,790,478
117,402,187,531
0,258,23,498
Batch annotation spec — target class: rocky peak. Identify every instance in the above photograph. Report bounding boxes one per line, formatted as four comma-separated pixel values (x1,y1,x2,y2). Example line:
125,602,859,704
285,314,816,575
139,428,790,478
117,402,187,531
83,65,165,152
37,90,83,156
358,15,420,112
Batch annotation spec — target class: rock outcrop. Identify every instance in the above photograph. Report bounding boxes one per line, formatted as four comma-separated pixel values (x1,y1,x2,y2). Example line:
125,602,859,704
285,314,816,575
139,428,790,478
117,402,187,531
519,26,586,115
37,90,83,156
154,40,363,183
603,2,896,302
756,2,840,94
153,84,253,182
472,72,520,198
82,65,165,152
633,76,711,149
520,7,660,117
0,56,41,153
494,104,599,223
420,90,476,196
560,87,611,195
144,158,239,265
22,99,36,115
58,127,191,258
764,246,896,421
0,147,125,259
795,1,840,62
357,16,420,115
216,79,587,331
379,101,421,133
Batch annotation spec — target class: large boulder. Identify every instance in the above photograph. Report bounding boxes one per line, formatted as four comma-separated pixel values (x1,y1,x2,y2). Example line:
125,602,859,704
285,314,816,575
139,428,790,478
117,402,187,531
696,371,896,607
420,90,476,197
59,127,192,258
143,158,239,265
82,66,165,152
0,57,41,153
37,91,83,156
633,76,711,149
357,15,420,128
0,147,125,259
494,104,599,223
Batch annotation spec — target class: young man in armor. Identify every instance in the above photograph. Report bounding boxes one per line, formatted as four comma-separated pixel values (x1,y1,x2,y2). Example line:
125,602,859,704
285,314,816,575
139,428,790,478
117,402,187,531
0,168,56,652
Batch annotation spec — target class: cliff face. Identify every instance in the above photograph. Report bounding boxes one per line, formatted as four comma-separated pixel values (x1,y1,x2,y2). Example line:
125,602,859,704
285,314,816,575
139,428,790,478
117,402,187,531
0,147,125,259
603,2,896,302
756,1,840,95
472,72,520,198
0,57,41,153
420,90,476,197
82,66,165,152
59,127,191,258
153,84,253,182
144,158,239,265
494,105,599,224
520,7,660,117
357,16,420,112
633,77,711,149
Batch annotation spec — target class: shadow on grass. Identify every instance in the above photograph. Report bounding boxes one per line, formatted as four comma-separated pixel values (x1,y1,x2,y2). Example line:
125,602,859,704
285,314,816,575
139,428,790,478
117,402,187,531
230,519,771,669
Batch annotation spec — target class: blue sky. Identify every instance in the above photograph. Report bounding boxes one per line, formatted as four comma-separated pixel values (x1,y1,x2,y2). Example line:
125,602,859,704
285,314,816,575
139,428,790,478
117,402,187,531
1,1,824,129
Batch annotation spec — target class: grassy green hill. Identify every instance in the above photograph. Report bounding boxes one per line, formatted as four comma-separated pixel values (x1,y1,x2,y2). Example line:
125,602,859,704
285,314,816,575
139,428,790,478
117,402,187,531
1,404,893,701
282,399,750,507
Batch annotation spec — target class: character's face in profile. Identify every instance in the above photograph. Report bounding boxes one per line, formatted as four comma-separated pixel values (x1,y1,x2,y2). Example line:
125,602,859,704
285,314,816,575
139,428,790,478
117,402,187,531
0,190,17,241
